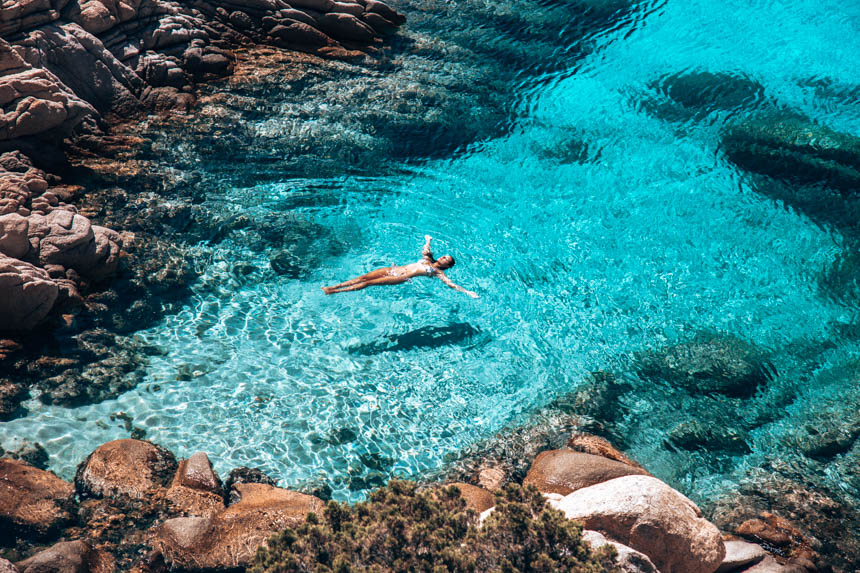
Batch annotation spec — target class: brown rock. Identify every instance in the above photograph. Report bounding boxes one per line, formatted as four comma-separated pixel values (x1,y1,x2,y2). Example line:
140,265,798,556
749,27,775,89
153,483,323,570
554,475,725,573
736,519,792,547
0,252,58,330
448,482,494,513
0,458,75,538
16,540,115,573
0,557,16,573
567,433,647,470
74,439,177,499
165,452,224,517
178,452,221,492
523,450,648,495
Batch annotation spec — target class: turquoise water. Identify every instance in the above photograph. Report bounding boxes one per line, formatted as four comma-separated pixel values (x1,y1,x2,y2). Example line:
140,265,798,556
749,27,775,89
5,0,860,506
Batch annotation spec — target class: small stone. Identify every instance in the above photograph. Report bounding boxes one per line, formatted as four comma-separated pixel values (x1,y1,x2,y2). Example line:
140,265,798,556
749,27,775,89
477,464,506,492
178,452,221,493
716,540,767,573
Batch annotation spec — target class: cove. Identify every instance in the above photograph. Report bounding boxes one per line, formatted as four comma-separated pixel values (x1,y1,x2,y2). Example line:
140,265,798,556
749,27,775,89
3,0,860,531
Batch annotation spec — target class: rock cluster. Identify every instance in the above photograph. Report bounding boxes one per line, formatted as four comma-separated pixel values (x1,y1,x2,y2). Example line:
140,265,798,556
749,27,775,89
0,0,404,148
0,151,122,330
0,435,829,572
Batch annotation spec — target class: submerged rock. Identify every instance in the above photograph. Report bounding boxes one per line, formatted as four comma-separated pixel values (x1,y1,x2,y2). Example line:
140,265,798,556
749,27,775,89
644,70,768,121
636,332,774,398
553,475,726,573
0,458,76,540
722,112,860,192
1,440,48,469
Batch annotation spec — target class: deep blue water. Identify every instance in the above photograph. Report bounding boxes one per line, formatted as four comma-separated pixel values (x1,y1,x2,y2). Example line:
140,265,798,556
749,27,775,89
4,0,860,506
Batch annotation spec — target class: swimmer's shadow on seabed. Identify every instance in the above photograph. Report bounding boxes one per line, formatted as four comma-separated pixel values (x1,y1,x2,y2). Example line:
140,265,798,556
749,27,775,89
346,322,490,356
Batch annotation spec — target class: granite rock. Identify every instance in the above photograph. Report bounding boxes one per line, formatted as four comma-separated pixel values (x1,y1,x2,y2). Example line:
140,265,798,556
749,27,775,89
0,458,76,539
553,475,725,573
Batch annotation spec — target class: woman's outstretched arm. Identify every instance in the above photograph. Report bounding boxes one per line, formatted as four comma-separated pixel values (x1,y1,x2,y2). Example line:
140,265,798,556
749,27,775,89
422,235,434,262
437,272,478,298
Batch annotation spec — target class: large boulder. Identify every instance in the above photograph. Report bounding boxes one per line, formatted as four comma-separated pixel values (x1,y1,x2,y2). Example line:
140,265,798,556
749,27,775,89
636,333,773,397
0,458,76,539
152,483,324,570
523,450,648,496
75,439,177,499
15,540,115,573
553,475,725,573
0,252,58,330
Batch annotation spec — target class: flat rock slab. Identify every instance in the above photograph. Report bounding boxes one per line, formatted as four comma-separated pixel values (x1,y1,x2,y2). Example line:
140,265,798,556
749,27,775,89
0,458,75,538
524,450,648,495
716,540,767,573
554,475,725,573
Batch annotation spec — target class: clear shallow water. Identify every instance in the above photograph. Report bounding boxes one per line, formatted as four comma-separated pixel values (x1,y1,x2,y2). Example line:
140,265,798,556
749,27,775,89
5,0,860,503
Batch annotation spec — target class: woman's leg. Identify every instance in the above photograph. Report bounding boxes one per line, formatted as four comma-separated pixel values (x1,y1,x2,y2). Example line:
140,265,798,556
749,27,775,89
327,276,406,293
324,267,391,291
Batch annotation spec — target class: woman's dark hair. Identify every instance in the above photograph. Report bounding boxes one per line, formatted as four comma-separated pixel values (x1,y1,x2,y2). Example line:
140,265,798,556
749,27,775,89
437,255,455,269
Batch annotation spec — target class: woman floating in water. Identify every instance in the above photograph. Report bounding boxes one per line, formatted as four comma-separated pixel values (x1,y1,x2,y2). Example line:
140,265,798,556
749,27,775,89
322,235,479,298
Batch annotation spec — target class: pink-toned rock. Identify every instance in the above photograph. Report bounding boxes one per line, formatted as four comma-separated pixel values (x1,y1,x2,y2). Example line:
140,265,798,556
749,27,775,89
15,540,115,573
0,212,30,258
0,252,58,330
74,439,177,499
554,475,725,573
0,458,75,538
716,539,767,573
523,450,648,495
0,557,15,573
477,464,506,492
0,39,96,140
152,483,323,570
582,530,658,573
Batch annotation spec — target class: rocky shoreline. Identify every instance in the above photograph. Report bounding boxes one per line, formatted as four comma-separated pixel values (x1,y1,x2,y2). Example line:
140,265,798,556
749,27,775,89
2,0,860,571
0,434,821,572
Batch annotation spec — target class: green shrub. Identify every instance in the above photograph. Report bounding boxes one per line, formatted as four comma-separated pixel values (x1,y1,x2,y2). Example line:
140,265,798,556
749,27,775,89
252,480,619,573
